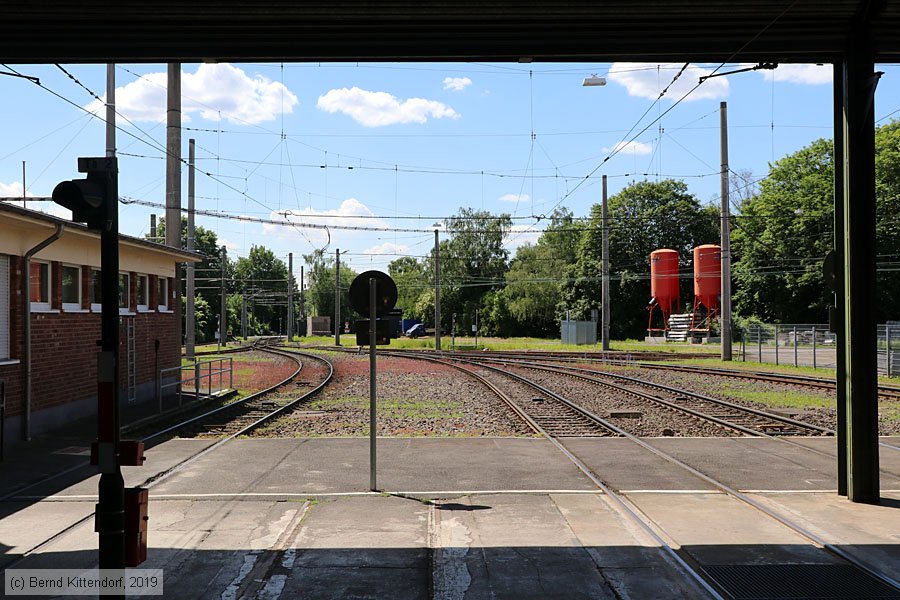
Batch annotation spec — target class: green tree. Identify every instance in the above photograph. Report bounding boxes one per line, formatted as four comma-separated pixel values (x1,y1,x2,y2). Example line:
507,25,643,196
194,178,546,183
731,139,834,322
154,217,231,342
234,245,290,333
435,208,512,333
502,208,582,337
564,179,719,339
732,120,900,323
181,294,212,342
389,256,430,321
303,248,357,332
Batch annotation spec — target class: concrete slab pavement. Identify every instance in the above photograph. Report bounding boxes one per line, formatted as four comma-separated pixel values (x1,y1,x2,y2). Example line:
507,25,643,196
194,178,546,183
150,438,598,497
3,436,900,598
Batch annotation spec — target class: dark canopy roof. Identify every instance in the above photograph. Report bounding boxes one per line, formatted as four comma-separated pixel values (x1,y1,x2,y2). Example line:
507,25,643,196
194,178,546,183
1,1,898,64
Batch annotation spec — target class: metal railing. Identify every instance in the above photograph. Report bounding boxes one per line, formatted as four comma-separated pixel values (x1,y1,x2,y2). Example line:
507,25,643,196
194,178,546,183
158,356,233,412
740,322,900,376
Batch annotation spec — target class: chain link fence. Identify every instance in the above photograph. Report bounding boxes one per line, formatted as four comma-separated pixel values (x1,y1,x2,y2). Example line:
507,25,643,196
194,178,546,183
739,323,900,376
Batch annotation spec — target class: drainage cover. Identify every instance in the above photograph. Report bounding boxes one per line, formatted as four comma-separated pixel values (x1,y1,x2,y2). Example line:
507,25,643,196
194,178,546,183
703,564,900,599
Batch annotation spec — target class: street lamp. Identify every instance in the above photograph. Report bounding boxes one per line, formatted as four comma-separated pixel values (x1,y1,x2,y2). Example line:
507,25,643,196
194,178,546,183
583,79,610,351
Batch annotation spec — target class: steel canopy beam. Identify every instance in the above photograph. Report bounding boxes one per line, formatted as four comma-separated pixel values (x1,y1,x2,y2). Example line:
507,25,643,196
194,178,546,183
1,1,900,63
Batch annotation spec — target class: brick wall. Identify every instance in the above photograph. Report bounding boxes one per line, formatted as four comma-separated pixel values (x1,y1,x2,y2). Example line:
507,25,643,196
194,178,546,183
2,259,179,427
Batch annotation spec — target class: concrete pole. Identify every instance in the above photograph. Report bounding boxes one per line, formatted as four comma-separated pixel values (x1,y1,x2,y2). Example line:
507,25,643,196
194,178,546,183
334,249,341,346
720,101,732,361
434,229,441,351
166,63,182,353
241,290,247,339
300,265,305,337
105,64,116,158
219,247,226,352
287,252,294,343
186,138,196,359
369,277,377,491
150,214,156,242
601,175,610,351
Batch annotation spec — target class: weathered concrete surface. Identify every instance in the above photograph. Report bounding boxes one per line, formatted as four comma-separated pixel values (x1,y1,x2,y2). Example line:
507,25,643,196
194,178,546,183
149,438,598,496
3,437,900,598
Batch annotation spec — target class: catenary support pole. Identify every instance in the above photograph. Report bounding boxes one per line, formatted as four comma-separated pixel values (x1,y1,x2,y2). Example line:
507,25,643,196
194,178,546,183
720,101,732,361
241,290,247,339
186,138,196,359
287,253,293,343
841,18,880,502
300,265,305,336
219,247,226,351
106,64,116,158
369,277,377,491
434,229,441,351
165,63,182,353
602,175,610,351
335,249,341,346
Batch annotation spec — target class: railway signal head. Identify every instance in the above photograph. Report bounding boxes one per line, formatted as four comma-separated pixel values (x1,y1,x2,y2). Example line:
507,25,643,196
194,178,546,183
52,156,117,230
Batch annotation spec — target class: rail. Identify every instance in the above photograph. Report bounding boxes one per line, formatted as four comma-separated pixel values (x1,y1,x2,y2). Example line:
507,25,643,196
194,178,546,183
158,356,234,412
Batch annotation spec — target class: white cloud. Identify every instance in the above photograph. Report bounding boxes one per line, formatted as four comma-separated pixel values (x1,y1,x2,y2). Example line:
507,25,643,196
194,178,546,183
499,193,530,203
316,87,459,127
443,76,472,91
85,63,298,124
608,63,729,101
362,242,410,256
0,181,29,197
761,64,832,85
264,198,385,245
603,140,653,155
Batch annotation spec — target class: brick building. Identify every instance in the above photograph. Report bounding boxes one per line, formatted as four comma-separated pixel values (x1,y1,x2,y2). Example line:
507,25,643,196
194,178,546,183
0,203,200,442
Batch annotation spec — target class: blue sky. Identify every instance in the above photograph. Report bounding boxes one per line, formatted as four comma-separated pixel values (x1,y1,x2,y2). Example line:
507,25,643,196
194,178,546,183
2,61,899,278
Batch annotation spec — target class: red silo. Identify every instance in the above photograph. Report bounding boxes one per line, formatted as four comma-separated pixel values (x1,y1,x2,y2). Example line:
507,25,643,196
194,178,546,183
691,244,721,331
648,249,680,332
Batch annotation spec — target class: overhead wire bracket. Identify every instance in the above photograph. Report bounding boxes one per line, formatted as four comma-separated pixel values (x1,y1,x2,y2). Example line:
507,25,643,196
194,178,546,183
699,63,778,82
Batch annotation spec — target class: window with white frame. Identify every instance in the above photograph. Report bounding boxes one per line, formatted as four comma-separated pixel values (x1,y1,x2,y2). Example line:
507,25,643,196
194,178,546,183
90,268,102,311
157,278,168,311
118,272,130,312
0,255,9,360
136,274,149,310
61,264,81,310
29,260,51,311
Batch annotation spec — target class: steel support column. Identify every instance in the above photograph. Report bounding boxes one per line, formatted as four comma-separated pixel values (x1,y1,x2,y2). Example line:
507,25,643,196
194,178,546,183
832,63,847,497
840,18,880,504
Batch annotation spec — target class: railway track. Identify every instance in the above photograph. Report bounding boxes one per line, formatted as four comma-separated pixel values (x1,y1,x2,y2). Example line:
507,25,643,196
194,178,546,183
143,349,330,441
451,353,900,454
383,350,900,599
465,355,832,437
431,348,900,400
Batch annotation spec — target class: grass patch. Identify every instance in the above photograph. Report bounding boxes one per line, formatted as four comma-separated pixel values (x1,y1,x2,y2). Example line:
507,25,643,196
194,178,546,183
719,383,833,409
